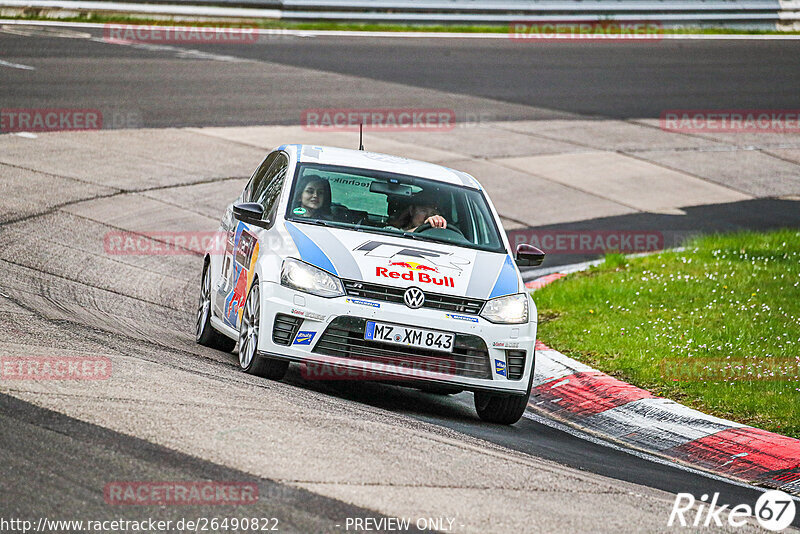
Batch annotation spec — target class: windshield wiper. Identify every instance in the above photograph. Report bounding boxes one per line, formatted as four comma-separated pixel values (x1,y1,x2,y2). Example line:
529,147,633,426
293,217,399,235
400,231,427,241
401,231,501,252
293,218,402,237
291,218,342,229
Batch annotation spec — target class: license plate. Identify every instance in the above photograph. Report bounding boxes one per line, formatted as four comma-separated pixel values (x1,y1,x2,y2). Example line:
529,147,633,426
364,321,454,353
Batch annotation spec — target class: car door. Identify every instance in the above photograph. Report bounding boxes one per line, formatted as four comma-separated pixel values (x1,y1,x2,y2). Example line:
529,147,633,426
214,151,277,325
218,152,289,329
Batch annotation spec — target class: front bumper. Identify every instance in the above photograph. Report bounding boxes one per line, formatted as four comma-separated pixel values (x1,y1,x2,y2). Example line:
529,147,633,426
256,281,537,394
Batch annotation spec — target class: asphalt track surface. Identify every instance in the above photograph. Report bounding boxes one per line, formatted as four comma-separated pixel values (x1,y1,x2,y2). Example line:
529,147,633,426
1,394,418,532
1,23,800,532
1,26,799,126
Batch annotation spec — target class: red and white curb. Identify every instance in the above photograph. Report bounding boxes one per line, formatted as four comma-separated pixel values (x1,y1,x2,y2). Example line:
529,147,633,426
527,273,800,496
524,272,568,290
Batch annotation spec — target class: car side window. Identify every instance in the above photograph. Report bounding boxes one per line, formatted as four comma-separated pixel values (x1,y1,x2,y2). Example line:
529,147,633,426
243,152,278,203
255,153,289,225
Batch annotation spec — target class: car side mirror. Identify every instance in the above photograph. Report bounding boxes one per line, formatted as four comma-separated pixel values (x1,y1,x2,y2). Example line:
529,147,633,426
233,202,268,226
515,244,545,267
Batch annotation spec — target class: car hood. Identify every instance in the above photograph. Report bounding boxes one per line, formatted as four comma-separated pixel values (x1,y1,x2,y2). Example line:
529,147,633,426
284,221,520,300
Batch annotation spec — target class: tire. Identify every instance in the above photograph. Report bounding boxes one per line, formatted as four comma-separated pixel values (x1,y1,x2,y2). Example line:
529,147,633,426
474,390,530,425
238,279,289,380
196,261,236,352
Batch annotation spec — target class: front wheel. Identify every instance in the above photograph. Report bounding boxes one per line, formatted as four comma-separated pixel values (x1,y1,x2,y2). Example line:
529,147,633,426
474,391,530,425
238,279,289,380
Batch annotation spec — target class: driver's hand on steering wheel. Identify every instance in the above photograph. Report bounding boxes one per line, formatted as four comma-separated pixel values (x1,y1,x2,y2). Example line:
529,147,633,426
424,215,447,229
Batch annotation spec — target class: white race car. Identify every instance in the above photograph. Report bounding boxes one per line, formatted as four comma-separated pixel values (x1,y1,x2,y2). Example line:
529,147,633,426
196,145,544,424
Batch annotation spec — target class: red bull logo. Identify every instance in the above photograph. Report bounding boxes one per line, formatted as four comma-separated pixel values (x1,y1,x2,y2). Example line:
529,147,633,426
388,261,438,273
226,269,248,318
376,267,454,288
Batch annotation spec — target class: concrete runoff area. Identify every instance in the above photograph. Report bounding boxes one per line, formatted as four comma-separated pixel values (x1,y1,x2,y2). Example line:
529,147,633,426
1,119,798,532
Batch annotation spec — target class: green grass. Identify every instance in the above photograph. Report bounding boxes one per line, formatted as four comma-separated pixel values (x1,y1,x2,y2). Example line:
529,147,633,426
3,13,800,35
534,230,800,438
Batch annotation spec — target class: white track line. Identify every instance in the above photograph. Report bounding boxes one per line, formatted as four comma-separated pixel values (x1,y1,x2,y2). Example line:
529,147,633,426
0,58,35,70
2,18,800,40
88,36,248,62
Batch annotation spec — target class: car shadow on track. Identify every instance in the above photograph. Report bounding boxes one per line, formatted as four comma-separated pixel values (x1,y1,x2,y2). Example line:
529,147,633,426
280,363,483,423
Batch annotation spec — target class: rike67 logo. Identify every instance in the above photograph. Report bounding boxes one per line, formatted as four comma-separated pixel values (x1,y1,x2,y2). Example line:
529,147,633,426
668,490,796,531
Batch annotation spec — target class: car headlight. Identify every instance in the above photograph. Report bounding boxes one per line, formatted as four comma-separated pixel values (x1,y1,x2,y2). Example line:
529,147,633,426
480,293,528,324
280,258,345,298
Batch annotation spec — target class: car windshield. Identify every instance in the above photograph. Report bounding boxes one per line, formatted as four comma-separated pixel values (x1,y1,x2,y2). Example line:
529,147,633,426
285,163,506,253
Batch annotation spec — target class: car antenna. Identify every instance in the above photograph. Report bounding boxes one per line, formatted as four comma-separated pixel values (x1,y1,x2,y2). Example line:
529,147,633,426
358,122,364,151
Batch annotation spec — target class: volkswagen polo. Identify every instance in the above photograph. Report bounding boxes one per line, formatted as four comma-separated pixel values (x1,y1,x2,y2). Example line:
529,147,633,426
196,144,544,424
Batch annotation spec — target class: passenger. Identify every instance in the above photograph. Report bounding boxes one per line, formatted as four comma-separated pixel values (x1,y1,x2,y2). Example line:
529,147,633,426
385,196,411,228
292,174,332,220
388,192,447,232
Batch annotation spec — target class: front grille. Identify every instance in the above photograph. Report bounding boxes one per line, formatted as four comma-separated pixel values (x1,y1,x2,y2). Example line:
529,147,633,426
343,280,484,315
272,313,303,346
506,350,526,380
312,316,492,379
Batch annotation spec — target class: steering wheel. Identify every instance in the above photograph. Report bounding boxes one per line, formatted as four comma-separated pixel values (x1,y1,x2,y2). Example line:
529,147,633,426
413,222,464,237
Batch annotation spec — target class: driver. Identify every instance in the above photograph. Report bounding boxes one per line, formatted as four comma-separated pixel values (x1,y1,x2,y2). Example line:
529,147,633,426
291,174,333,220
388,191,447,232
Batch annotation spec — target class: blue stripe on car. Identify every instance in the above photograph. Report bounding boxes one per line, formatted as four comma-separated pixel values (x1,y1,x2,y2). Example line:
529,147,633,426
488,255,518,299
284,221,339,276
297,224,363,281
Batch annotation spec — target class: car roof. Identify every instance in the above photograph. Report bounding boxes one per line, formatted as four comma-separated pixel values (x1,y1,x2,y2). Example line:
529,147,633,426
275,144,481,189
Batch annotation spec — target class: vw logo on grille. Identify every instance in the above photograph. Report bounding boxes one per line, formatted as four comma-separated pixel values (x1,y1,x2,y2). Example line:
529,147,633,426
403,287,425,309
